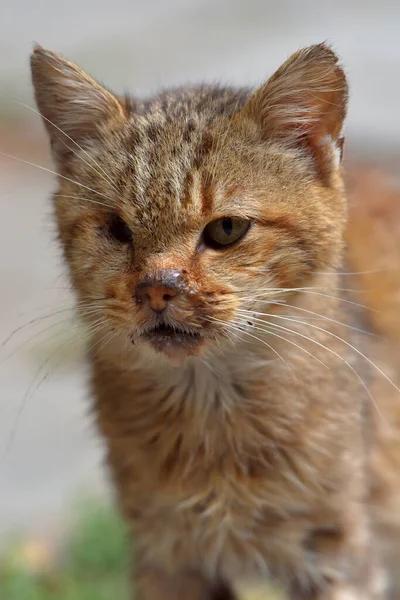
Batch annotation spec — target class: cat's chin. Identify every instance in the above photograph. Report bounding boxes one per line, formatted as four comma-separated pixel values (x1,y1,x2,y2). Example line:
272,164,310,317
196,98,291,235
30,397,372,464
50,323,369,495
157,343,206,367
143,336,206,367
140,323,206,366
160,348,195,367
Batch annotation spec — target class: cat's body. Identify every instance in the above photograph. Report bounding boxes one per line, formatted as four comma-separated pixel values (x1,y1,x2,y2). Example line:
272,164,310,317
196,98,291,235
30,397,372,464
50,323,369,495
30,44,400,599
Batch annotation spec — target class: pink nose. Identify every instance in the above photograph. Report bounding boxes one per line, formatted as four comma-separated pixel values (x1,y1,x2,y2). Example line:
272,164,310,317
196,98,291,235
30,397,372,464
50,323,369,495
136,283,178,313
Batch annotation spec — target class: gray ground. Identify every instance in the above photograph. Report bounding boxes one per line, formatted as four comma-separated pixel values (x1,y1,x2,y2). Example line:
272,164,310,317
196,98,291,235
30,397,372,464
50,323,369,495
0,0,399,541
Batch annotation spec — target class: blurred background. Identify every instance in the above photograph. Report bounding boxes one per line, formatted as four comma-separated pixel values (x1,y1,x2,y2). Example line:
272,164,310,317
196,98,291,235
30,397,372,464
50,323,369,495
0,0,399,597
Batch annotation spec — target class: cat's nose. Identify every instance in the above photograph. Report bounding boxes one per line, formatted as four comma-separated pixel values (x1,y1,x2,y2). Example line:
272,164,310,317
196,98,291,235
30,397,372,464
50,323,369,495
135,272,182,313
136,284,178,313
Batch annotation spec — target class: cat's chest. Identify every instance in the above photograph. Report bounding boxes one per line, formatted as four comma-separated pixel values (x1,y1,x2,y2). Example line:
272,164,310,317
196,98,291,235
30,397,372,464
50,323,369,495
134,460,319,581
98,358,357,579
129,407,348,583
117,365,329,523
101,357,340,500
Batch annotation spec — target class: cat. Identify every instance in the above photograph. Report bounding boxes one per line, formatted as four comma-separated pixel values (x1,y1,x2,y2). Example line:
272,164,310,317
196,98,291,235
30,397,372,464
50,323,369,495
30,42,400,600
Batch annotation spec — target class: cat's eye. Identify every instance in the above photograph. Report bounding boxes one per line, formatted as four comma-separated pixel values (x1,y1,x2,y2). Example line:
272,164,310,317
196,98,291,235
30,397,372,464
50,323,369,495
203,217,250,249
108,215,133,244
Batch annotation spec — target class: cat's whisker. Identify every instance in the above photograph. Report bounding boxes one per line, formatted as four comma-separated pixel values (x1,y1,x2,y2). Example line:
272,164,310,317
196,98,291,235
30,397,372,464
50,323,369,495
237,289,377,312
55,138,118,194
204,315,295,374
97,330,120,355
236,304,375,337
2,328,84,458
1,307,77,350
15,101,120,194
314,269,390,276
239,312,335,322
81,322,112,345
0,316,76,365
87,327,118,356
53,194,112,209
8,300,72,319
240,317,389,425
76,305,108,315
273,316,400,396
8,304,100,327
203,287,375,315
208,316,307,386
207,318,248,350
1,308,108,365
69,319,107,342
73,299,105,307
1,298,111,353
206,311,388,424
0,152,114,206
232,284,370,296
232,316,329,370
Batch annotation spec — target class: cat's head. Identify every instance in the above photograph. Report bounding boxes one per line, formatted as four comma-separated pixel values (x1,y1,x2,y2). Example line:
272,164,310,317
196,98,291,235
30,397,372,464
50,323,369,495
31,43,348,365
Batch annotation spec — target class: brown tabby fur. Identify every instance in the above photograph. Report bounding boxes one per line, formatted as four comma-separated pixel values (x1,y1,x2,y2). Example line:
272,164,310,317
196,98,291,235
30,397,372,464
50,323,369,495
30,43,400,599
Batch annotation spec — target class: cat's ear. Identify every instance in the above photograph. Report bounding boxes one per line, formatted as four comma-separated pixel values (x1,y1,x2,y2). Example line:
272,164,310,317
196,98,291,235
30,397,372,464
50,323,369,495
240,43,348,177
30,45,129,155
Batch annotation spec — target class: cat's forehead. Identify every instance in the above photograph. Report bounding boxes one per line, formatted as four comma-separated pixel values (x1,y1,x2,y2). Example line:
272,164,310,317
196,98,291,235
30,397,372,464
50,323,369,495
125,84,250,164
117,86,251,227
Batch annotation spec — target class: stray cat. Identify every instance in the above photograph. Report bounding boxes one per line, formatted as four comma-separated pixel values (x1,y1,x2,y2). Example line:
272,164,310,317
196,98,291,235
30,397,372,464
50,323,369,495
30,43,400,600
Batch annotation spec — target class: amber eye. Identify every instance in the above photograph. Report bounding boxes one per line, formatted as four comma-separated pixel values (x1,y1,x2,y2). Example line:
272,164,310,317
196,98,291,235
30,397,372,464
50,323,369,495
108,214,132,244
203,217,250,249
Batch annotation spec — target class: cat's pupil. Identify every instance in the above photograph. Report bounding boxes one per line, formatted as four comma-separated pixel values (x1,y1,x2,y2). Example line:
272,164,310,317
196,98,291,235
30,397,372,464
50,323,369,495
222,218,233,237
108,215,132,244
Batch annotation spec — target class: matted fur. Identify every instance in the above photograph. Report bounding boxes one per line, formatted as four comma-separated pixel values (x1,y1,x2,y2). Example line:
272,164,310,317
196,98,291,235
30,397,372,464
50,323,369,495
30,43,399,600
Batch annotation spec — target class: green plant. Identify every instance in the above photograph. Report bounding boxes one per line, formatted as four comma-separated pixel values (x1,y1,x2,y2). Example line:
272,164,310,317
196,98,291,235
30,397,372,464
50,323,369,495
0,499,130,600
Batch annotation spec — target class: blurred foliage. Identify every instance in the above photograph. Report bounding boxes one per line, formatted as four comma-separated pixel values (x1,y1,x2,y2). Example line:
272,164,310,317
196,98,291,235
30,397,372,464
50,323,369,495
0,500,131,600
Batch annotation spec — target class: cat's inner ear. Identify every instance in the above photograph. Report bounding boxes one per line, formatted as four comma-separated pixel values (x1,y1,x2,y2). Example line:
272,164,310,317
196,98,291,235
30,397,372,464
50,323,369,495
30,45,128,154
240,43,348,177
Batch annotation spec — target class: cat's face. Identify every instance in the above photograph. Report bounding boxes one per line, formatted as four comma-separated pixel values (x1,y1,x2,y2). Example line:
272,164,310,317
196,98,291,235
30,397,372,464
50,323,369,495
31,44,348,363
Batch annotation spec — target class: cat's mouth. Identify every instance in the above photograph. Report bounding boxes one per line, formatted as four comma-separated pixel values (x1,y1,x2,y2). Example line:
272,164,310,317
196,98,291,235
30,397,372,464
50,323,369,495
142,322,203,352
